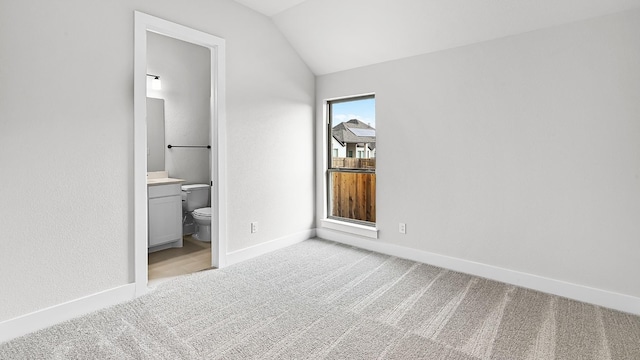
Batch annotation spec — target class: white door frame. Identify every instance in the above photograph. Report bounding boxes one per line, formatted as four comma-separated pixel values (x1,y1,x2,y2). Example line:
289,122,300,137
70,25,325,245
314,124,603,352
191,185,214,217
134,11,227,296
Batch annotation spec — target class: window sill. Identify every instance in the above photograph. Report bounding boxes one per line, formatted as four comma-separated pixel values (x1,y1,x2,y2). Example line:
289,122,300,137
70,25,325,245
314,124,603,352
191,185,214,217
320,219,378,239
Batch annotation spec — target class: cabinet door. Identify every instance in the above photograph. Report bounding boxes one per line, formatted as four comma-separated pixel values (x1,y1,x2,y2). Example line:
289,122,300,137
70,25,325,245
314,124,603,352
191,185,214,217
148,195,182,247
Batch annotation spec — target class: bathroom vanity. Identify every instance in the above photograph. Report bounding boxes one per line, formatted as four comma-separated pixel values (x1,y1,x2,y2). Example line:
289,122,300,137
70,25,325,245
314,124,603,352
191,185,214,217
147,171,185,252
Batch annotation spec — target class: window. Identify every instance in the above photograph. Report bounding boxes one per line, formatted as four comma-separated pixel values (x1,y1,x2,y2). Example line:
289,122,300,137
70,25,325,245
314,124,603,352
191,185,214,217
327,95,376,225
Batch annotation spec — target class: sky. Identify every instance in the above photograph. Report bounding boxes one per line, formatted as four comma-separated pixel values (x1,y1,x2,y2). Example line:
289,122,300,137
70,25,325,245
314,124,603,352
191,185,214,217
331,97,375,128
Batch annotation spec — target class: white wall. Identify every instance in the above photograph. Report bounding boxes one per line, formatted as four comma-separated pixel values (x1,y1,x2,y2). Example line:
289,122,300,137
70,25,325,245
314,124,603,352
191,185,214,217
317,9,640,300
147,32,211,185
332,138,345,158
0,0,314,322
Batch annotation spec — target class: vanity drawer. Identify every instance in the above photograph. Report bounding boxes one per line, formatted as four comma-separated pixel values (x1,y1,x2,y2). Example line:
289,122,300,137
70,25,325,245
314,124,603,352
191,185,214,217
148,183,181,198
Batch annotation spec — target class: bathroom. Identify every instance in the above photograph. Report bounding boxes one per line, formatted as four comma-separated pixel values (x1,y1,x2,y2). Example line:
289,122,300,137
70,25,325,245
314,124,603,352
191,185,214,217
146,31,213,283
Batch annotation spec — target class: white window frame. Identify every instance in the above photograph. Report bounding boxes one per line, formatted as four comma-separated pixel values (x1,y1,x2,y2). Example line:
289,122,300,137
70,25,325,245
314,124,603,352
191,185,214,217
320,94,378,239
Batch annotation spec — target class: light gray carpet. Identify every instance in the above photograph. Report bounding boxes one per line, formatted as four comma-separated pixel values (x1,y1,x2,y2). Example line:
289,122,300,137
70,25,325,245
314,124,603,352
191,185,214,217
1,239,639,359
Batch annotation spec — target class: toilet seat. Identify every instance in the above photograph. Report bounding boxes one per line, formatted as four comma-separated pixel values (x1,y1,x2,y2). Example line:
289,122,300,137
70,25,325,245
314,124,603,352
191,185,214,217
193,207,211,219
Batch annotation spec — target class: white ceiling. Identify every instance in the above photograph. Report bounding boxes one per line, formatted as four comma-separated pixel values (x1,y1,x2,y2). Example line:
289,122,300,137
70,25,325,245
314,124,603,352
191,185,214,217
232,0,307,17
235,0,640,75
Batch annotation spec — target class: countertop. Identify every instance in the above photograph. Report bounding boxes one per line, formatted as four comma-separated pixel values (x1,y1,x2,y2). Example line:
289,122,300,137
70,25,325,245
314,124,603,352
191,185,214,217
147,177,186,186
147,171,185,186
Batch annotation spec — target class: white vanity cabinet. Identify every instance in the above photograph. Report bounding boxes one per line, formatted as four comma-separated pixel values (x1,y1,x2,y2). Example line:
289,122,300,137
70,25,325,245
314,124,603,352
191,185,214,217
148,183,183,248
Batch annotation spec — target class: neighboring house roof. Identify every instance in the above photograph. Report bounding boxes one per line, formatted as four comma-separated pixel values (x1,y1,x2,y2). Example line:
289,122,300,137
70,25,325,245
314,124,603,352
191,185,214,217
332,119,376,149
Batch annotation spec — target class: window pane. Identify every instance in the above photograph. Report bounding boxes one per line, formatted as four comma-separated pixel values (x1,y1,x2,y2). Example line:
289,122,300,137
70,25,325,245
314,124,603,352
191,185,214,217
330,97,376,170
329,171,376,223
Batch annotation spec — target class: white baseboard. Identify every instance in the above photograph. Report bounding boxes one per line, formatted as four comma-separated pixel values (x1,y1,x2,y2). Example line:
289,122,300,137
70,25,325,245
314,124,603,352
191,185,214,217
4,229,636,344
0,230,317,343
0,283,136,343
225,229,317,267
317,228,640,316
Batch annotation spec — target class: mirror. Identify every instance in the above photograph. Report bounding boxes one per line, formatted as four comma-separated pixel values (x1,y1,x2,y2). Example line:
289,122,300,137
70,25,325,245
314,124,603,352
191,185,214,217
146,97,165,171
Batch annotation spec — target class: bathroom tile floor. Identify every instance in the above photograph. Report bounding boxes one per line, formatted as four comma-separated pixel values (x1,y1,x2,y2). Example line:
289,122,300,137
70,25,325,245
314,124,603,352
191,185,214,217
148,235,213,286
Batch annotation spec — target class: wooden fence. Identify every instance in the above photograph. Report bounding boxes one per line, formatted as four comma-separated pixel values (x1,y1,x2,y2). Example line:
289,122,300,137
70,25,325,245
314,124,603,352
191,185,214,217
331,157,376,169
330,171,376,223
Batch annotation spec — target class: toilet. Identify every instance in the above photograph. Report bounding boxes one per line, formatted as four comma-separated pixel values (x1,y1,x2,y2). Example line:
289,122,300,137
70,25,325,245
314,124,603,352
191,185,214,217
181,184,212,242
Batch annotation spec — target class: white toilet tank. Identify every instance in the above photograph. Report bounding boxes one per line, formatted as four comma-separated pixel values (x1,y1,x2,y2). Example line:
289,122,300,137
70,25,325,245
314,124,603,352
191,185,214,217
181,184,210,211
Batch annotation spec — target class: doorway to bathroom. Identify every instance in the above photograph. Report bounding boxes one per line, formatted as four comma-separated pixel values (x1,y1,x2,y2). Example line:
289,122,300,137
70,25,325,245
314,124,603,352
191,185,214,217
145,31,212,285
134,12,227,295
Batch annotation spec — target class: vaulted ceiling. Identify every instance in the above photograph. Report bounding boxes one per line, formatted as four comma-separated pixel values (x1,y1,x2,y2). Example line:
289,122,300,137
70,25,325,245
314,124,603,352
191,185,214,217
234,0,640,75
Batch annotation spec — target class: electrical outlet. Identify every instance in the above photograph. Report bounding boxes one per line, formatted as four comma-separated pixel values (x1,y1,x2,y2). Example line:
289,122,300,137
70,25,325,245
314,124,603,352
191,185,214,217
399,223,406,234
251,222,258,233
